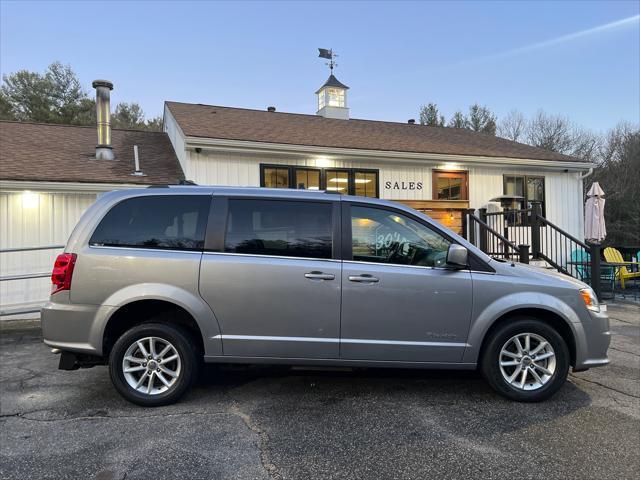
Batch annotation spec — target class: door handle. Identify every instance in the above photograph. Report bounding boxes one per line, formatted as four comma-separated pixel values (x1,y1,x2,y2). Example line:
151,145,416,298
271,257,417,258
348,274,379,283
304,271,335,281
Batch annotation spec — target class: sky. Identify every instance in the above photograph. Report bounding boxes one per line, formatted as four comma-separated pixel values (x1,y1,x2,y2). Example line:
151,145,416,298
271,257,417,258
1,0,639,132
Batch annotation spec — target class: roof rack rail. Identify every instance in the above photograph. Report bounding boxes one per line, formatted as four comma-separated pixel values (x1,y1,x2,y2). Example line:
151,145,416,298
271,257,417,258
147,179,198,188
323,190,342,195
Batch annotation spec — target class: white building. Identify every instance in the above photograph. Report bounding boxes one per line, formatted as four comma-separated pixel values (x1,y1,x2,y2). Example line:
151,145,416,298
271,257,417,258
0,73,593,315
164,72,591,235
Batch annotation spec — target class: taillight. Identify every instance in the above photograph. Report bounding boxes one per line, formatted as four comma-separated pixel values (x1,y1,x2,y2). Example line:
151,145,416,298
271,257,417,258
51,253,77,295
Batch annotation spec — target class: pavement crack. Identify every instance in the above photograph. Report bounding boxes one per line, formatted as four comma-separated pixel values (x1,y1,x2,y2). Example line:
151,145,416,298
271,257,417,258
609,346,639,356
570,375,640,399
0,410,233,423
610,317,639,326
229,402,282,480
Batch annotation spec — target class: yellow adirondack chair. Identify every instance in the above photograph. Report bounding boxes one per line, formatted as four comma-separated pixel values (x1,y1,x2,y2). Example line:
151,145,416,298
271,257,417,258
603,247,640,289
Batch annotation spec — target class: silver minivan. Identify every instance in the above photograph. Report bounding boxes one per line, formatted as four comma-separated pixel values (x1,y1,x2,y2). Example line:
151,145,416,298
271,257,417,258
42,186,610,406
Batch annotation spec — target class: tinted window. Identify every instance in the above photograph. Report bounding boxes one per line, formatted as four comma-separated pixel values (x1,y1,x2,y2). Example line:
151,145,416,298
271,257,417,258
351,206,451,267
225,200,333,259
90,195,210,251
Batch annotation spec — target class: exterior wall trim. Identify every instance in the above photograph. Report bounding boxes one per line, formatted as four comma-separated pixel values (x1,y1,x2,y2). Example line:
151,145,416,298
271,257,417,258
183,136,593,171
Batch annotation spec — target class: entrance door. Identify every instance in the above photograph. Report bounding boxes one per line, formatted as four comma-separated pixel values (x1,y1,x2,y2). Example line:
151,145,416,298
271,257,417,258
199,197,341,359
340,203,473,363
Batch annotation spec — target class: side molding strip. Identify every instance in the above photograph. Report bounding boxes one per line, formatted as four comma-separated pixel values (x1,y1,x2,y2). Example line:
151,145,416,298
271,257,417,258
211,335,468,348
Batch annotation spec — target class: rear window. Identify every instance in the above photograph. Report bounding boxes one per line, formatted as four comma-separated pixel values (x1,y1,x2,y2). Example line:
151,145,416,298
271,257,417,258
90,195,210,251
224,199,333,259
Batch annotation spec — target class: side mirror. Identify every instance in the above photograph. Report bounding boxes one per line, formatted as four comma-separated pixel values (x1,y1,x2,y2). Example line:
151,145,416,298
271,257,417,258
446,244,468,268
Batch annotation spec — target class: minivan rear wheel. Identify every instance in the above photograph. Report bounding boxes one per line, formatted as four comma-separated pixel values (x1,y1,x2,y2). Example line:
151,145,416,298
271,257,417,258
109,323,197,406
481,318,570,402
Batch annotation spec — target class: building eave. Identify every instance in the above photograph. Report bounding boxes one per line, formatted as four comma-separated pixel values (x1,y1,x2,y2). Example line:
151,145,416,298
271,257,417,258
183,136,594,171
0,180,150,193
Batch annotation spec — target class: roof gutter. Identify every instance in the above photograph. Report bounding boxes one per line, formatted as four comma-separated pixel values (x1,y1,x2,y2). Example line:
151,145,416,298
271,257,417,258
0,180,150,193
580,167,594,179
183,137,594,171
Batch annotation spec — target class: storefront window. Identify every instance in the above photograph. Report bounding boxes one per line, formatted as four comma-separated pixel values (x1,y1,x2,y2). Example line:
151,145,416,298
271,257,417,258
295,169,321,190
263,167,289,189
432,171,468,200
326,170,349,193
355,171,377,197
260,165,378,197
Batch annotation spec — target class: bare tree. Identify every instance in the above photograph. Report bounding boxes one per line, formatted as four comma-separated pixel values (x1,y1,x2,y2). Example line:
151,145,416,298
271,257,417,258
526,110,575,153
570,127,602,164
590,122,640,245
498,110,526,142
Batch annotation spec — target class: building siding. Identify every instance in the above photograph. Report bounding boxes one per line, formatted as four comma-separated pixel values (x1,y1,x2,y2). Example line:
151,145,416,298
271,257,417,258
188,149,585,239
0,192,97,310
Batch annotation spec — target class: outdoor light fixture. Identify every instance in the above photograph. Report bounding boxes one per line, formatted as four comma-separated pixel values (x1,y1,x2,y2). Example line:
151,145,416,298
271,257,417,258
315,157,332,168
440,163,461,171
21,191,39,209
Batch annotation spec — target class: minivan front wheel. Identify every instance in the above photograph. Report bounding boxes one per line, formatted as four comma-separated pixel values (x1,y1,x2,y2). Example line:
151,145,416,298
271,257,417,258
481,318,570,402
109,323,197,406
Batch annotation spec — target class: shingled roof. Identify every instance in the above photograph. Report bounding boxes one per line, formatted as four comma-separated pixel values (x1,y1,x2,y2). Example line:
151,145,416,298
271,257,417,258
166,102,581,163
0,121,185,185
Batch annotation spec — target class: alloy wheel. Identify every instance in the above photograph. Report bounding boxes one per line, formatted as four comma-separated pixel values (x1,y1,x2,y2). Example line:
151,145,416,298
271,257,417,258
499,332,556,391
122,336,182,395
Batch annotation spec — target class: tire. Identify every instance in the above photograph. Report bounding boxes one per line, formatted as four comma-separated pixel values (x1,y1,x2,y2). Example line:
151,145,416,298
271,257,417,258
109,322,198,407
481,317,570,402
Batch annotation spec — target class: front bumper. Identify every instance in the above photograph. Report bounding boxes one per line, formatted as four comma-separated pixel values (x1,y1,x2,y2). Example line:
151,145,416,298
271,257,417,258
573,307,611,371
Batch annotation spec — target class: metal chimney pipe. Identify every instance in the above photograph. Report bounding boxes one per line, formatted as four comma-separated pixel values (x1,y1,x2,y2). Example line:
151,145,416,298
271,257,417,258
92,79,115,160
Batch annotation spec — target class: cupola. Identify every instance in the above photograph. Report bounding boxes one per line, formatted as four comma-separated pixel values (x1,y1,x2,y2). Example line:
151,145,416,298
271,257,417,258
316,74,349,120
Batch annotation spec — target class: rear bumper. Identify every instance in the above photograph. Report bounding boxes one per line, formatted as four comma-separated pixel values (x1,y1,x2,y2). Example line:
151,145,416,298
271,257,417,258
573,308,611,371
41,300,114,356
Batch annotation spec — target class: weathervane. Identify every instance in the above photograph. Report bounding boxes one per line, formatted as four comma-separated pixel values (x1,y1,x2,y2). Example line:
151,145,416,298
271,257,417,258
318,48,338,73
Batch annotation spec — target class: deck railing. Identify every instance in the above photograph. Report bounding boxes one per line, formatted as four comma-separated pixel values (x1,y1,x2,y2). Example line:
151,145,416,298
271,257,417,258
0,244,64,316
462,202,603,299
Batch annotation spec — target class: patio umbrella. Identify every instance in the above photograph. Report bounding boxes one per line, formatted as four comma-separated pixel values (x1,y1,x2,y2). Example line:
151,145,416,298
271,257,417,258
585,182,606,244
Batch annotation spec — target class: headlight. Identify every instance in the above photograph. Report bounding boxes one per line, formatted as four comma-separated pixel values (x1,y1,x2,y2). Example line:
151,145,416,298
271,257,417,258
580,288,600,312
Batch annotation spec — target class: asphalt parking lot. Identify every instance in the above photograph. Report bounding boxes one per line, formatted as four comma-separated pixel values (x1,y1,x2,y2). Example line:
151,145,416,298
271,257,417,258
1,303,638,480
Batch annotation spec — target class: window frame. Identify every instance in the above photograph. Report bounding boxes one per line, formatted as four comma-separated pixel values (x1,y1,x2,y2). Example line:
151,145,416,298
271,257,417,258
205,195,342,261
260,164,380,198
88,193,212,253
431,170,469,201
502,174,546,216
